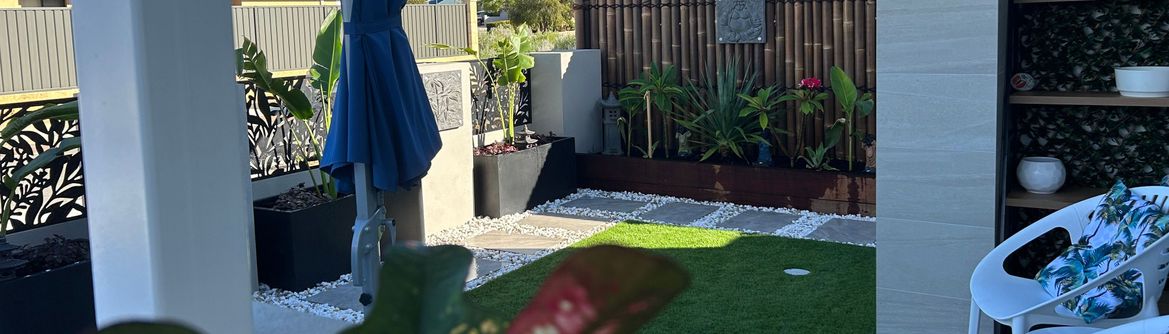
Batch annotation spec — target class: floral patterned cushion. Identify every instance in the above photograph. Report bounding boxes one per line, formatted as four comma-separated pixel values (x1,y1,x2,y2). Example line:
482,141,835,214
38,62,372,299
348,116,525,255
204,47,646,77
1035,180,1169,323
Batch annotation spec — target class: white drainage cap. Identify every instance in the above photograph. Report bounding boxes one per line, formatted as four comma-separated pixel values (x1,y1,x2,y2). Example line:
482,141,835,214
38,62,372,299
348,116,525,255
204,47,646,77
784,268,811,276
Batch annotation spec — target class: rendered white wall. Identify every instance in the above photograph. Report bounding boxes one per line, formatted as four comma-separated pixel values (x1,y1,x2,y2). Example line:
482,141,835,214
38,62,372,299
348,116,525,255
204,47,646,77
530,50,603,153
72,0,255,332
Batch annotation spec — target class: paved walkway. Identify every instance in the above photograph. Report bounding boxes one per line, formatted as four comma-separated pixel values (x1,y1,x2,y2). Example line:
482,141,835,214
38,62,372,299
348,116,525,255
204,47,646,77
255,189,875,324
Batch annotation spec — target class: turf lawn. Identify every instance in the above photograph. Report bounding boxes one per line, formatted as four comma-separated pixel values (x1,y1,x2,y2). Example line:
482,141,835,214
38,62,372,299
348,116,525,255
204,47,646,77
466,221,876,333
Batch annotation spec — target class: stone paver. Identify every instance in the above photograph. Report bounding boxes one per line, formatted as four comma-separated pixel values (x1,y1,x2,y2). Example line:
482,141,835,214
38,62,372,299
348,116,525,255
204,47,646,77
253,301,352,334
806,218,875,245
464,230,565,255
718,211,802,233
562,197,648,213
306,285,364,312
639,202,720,225
519,214,608,232
468,258,503,281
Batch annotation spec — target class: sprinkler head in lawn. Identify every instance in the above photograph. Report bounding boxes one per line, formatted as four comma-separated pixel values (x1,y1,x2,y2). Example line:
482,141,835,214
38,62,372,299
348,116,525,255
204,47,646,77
784,268,811,276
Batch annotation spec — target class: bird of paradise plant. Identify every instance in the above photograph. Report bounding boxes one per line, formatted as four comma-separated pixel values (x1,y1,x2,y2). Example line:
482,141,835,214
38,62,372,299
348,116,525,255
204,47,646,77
236,9,342,199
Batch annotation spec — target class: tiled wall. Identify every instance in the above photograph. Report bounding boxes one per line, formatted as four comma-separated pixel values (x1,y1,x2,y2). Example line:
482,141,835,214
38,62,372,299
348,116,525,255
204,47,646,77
875,0,1003,333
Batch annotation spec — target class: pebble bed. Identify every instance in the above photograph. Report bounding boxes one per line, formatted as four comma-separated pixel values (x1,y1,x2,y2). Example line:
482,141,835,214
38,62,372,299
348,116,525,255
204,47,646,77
253,188,875,323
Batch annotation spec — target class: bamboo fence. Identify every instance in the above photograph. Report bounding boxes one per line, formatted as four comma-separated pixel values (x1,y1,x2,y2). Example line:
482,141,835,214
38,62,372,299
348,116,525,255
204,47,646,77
574,0,876,162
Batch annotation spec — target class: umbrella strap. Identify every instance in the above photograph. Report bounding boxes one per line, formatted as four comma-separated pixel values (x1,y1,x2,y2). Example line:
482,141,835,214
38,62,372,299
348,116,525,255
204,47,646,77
343,17,400,35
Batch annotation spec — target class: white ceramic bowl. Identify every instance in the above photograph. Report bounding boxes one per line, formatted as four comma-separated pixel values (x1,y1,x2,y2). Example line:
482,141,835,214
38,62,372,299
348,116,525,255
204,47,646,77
1115,66,1169,97
1017,157,1066,195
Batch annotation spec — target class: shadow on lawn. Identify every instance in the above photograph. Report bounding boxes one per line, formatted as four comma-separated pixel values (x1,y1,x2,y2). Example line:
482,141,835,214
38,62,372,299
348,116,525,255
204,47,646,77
467,222,877,333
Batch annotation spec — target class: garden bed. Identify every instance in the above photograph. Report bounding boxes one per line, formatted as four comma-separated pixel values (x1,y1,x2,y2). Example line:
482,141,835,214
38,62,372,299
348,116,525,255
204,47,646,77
577,154,874,215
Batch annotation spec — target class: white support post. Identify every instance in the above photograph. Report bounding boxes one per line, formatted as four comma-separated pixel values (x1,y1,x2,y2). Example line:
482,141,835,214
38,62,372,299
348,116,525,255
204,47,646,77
72,1,255,333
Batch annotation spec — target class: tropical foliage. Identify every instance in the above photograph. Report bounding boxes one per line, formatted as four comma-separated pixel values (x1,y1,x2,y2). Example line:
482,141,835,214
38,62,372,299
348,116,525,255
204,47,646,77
619,64,686,158
738,86,792,159
0,101,80,239
675,62,766,162
780,77,829,166
236,9,342,199
829,66,875,171
96,245,689,334
433,24,537,144
1036,181,1169,323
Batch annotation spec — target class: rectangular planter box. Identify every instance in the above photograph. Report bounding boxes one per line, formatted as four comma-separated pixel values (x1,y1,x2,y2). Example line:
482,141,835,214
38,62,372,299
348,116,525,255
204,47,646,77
475,137,578,217
0,261,96,334
254,194,356,291
577,154,875,215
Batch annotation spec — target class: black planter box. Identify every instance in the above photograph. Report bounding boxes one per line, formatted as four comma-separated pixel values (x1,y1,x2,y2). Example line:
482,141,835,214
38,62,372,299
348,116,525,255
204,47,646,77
0,261,96,334
475,137,578,217
254,194,356,291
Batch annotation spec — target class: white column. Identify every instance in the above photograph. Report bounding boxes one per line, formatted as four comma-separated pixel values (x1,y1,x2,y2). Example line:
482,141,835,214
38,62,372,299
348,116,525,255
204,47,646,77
72,1,255,333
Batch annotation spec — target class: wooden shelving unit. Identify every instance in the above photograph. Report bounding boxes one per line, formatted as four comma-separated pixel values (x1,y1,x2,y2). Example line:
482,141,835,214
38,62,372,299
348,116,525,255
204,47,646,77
1006,186,1107,210
1009,91,1169,108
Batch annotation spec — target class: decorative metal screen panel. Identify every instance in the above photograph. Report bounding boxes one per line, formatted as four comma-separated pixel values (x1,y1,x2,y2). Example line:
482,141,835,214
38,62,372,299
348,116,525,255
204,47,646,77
0,100,85,233
245,78,327,180
469,59,532,135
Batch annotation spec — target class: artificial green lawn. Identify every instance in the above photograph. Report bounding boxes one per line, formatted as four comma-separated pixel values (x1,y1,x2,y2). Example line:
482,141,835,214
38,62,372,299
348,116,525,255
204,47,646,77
466,221,876,333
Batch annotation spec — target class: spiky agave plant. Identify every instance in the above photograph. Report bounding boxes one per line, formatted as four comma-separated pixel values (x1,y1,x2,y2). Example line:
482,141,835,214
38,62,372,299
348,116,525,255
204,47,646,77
675,61,766,162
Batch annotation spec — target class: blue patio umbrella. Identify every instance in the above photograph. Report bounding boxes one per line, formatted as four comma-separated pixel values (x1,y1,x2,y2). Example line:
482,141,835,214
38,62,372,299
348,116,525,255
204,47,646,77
322,0,443,311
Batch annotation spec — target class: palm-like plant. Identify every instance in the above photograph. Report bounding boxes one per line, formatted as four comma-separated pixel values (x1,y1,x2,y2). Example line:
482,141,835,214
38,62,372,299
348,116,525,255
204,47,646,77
738,86,791,159
618,64,686,159
236,9,342,199
675,62,766,162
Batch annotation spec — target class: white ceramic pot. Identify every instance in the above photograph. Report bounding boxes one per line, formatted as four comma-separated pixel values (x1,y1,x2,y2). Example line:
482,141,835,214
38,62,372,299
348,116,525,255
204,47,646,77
1115,66,1169,98
1017,157,1066,195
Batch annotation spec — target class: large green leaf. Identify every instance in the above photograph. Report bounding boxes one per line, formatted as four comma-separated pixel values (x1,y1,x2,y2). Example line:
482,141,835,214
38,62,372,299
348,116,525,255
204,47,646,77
1,101,78,145
97,322,200,334
343,245,505,334
310,9,343,98
237,38,314,120
829,66,857,114
508,245,690,334
2,137,81,194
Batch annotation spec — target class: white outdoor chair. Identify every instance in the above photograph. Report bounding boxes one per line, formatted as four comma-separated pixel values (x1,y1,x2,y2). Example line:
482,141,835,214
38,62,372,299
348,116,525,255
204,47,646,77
969,186,1169,334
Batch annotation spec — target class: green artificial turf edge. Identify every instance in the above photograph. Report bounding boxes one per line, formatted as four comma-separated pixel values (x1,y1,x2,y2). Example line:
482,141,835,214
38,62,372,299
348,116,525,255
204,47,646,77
466,221,876,333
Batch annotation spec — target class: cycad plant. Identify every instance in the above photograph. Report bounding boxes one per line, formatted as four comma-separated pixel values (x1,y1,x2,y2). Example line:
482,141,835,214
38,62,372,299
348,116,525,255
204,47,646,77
675,62,766,162
236,9,342,199
618,64,686,158
829,66,875,171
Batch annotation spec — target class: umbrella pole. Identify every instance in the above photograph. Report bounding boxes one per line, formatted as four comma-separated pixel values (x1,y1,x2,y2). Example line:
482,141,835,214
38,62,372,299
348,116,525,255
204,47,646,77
350,162,393,314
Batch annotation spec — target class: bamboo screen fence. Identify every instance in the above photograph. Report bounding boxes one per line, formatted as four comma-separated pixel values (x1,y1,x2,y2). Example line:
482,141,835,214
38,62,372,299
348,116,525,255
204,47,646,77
574,0,876,161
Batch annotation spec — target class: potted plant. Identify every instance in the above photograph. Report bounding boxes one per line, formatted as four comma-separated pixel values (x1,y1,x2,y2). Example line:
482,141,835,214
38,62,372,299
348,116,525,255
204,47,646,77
434,25,577,217
0,100,95,334
236,10,355,291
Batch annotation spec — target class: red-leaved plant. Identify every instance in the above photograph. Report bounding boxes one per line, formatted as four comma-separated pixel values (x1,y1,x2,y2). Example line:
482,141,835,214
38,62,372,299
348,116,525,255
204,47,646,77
98,245,690,334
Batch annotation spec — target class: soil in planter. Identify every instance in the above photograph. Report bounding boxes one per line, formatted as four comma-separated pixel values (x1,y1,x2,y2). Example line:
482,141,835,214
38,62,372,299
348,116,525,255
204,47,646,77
474,134,554,156
265,184,333,211
1,235,89,281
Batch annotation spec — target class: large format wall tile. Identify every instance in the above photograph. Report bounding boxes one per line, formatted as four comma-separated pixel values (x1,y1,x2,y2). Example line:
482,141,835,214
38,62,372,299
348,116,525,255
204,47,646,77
877,73,999,152
878,288,993,334
877,217,993,299
876,147,997,228
877,2,999,75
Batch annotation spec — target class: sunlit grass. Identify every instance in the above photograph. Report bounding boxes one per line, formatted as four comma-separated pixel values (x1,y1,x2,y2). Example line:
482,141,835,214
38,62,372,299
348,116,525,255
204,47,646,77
466,221,876,333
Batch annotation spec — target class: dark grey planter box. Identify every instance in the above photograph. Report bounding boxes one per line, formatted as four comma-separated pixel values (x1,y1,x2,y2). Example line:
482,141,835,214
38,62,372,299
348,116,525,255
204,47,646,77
0,261,96,334
474,137,578,218
254,194,356,291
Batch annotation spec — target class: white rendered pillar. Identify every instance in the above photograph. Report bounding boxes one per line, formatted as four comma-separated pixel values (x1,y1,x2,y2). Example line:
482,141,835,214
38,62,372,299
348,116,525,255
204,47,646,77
72,0,255,332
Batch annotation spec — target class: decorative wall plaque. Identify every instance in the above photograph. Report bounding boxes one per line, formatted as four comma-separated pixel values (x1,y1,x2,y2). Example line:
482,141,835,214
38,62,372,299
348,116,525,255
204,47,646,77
716,0,766,44
422,70,465,131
